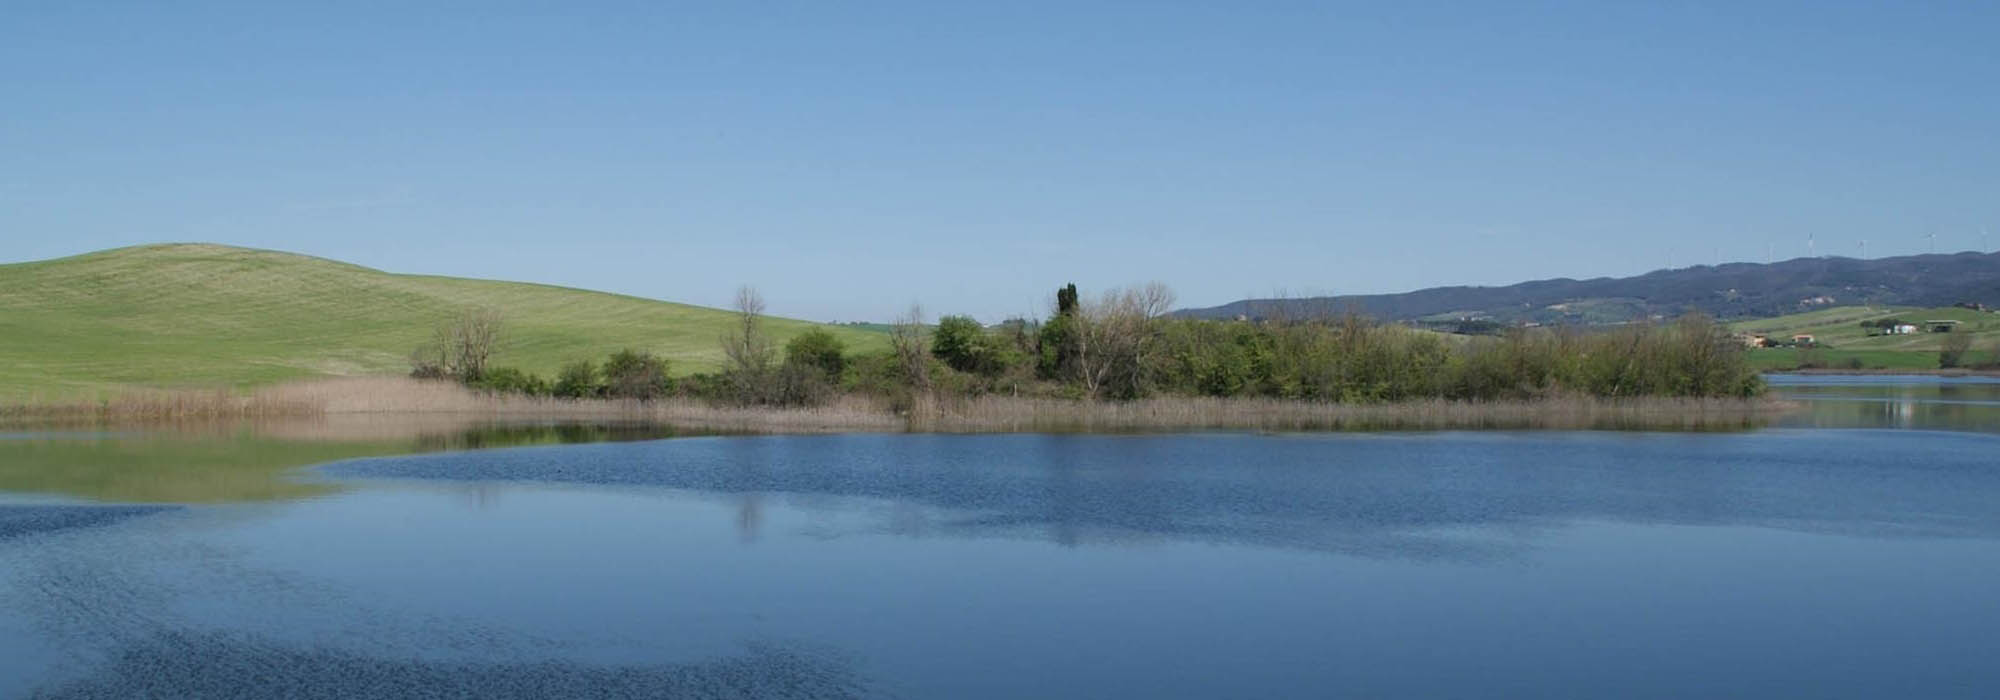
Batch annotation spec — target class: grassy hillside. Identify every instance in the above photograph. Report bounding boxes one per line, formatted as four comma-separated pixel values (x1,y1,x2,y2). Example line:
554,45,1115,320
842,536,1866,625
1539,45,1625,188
0,244,888,398
1729,305,2000,370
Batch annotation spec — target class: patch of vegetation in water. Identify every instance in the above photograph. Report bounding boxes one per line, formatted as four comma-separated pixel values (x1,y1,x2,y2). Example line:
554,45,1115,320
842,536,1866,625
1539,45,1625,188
0,420,693,504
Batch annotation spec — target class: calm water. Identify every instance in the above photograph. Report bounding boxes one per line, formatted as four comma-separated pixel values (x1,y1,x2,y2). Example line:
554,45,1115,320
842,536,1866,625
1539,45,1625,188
3,380,1999,698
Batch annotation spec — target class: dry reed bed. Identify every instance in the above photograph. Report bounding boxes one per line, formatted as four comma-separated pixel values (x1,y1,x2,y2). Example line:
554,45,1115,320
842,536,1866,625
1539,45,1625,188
1,377,904,434
3,377,1793,433
912,395,1795,433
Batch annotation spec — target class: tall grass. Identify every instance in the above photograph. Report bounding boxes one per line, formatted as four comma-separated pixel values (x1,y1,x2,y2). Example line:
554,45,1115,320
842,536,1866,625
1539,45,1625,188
1,377,903,433
909,394,1792,433
0,388,323,422
2,376,1791,433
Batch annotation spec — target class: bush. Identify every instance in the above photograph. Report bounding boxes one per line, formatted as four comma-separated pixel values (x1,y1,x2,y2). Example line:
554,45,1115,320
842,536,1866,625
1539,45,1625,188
775,358,837,406
602,349,671,400
472,367,549,396
675,372,732,402
784,329,848,380
931,316,984,370
933,316,1025,378
408,361,450,381
1037,313,1078,379
553,360,602,399
1148,312,1758,402
1940,332,1973,369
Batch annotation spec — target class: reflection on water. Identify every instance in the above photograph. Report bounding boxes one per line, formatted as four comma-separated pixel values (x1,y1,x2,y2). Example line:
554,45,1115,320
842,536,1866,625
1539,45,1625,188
5,426,1997,698
4,377,2000,698
329,430,2000,559
1768,375,2000,433
32,636,869,700
1,506,872,700
0,418,692,503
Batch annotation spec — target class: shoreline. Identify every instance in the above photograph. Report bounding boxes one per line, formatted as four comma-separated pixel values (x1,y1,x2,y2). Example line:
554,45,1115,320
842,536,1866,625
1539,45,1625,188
1762,368,2000,378
2,377,1799,434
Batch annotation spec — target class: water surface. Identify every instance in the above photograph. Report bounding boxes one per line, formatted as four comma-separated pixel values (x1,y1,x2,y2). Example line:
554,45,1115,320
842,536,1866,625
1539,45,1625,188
3,381,1998,698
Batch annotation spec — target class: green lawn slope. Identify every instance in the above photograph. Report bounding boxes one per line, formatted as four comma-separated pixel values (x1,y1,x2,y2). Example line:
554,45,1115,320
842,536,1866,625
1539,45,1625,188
1729,305,2000,370
0,244,888,398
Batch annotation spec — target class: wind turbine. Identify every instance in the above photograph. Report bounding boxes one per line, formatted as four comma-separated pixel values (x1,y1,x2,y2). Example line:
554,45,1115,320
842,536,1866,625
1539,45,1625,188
1928,231,1937,255
1809,234,1816,258
1858,239,1866,257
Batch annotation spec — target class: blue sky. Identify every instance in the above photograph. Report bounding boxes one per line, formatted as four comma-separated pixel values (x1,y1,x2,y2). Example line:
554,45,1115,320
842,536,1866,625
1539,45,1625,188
4,1,1996,321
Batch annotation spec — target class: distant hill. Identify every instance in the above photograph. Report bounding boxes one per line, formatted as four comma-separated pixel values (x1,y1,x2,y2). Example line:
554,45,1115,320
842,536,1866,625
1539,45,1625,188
0,244,888,397
1176,252,2000,325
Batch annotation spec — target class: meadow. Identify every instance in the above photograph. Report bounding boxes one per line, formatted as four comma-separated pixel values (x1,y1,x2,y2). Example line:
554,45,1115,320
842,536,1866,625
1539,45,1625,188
0,243,888,398
1730,305,2000,370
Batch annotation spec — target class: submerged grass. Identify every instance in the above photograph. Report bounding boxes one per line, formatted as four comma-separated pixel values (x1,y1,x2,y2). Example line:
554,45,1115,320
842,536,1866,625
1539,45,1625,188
0,418,706,503
2,376,1793,434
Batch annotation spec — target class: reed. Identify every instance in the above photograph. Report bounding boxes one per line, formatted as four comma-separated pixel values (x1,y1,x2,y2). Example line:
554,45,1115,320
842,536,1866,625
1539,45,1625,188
908,394,1794,433
1,377,904,433
1,377,1792,433
0,387,322,422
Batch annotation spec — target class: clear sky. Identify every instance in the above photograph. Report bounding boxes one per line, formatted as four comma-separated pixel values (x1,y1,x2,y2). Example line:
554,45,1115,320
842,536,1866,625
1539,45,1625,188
4,1,1996,321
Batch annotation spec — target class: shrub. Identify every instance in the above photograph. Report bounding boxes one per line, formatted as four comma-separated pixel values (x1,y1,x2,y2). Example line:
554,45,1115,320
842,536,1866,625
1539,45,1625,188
408,359,450,381
932,316,984,371
1146,312,1758,402
473,367,549,396
675,372,732,402
553,360,602,399
1940,332,1974,369
603,349,671,400
784,329,848,380
932,315,1023,378
775,358,836,406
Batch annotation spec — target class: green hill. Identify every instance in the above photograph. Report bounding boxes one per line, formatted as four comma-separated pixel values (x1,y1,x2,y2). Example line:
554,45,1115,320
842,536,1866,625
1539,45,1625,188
1729,305,2000,370
0,244,888,398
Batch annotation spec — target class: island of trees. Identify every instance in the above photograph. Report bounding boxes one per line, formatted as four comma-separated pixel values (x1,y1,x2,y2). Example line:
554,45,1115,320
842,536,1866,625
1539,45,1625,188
417,282,1767,415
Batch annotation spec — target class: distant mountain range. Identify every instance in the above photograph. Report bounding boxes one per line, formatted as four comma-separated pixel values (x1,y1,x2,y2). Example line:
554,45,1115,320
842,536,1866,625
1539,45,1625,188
1176,252,2000,325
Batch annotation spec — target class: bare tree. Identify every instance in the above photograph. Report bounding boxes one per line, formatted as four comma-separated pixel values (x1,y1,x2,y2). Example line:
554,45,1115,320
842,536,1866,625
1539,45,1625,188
1072,283,1175,399
1940,330,1974,369
721,286,776,402
890,303,931,393
413,307,502,381
723,286,774,375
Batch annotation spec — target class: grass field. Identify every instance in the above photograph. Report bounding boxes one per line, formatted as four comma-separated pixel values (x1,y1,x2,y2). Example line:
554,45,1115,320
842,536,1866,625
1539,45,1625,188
0,244,888,398
1731,305,2000,370
1745,348,1946,371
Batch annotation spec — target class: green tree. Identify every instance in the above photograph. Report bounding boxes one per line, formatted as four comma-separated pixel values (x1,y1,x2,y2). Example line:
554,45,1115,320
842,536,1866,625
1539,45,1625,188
784,329,848,380
931,316,987,373
472,367,549,396
553,360,601,399
602,349,671,399
1038,284,1084,380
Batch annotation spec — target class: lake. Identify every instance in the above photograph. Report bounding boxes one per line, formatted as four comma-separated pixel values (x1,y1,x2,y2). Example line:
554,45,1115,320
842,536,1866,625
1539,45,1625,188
4,378,1999,698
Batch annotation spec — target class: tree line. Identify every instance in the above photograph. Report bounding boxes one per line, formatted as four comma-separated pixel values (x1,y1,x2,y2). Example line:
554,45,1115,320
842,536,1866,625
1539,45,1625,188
412,282,1767,406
